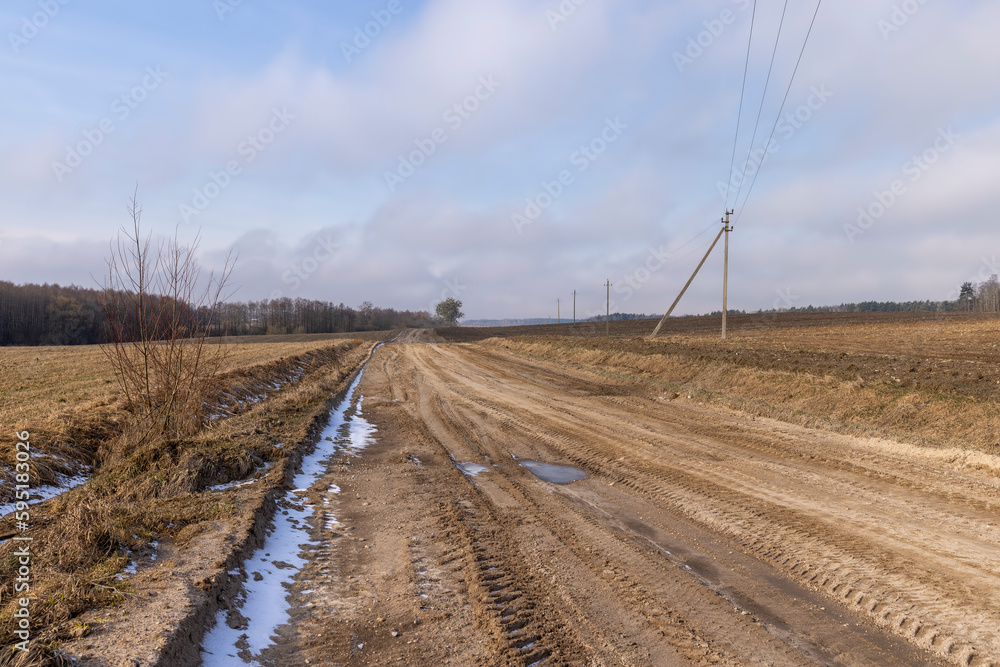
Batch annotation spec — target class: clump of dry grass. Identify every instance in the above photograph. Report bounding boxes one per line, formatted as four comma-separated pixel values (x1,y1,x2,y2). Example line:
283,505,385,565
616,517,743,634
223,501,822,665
0,337,375,662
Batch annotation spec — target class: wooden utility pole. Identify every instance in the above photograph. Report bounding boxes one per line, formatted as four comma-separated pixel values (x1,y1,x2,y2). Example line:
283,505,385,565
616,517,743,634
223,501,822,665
605,280,611,336
722,210,733,340
649,225,726,338
573,290,577,323
557,298,560,324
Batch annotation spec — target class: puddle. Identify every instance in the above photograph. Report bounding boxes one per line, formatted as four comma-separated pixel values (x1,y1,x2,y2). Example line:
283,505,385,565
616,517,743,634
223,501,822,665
520,461,587,484
456,462,489,477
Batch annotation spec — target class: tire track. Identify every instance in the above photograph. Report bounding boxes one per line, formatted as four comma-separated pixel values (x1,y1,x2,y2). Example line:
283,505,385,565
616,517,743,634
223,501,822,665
402,342,997,666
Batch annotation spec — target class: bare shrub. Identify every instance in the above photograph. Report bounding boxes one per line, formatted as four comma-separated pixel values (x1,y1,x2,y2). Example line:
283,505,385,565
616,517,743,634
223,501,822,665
100,189,235,450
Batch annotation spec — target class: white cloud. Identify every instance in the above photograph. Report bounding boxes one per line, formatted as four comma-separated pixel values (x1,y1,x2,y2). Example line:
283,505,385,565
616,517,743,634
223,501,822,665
1,0,1000,319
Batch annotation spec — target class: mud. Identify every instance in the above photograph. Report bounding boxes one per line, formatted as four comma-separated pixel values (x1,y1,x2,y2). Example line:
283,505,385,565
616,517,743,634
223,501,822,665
212,329,998,665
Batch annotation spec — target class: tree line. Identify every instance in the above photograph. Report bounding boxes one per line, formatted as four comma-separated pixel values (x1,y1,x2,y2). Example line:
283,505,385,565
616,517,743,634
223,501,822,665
214,299,433,336
0,281,433,346
760,276,1000,315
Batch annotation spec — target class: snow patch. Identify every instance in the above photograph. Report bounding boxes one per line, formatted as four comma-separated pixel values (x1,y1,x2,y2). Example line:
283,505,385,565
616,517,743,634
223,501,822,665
202,341,388,664
0,473,89,519
200,497,313,662
206,463,275,493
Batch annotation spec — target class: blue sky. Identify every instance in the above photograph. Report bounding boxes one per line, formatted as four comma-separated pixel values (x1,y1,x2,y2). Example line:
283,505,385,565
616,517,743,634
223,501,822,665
2,0,999,319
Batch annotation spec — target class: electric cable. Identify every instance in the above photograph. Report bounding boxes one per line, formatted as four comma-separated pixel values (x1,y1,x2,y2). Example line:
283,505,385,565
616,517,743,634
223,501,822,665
724,0,758,212
731,0,790,211
735,0,824,224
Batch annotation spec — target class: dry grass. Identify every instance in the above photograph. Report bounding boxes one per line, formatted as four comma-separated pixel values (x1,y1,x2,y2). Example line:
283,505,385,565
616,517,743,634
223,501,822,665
0,331,396,430
0,332,398,487
0,334,385,662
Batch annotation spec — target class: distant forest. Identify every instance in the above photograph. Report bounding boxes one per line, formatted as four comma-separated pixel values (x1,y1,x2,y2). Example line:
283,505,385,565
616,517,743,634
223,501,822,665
2,276,998,346
0,281,433,346
757,276,1000,315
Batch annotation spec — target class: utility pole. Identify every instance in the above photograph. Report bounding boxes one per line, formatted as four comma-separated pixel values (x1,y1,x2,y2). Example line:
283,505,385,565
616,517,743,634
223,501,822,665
649,225,726,339
722,209,733,340
573,290,577,324
557,298,560,324
605,280,611,336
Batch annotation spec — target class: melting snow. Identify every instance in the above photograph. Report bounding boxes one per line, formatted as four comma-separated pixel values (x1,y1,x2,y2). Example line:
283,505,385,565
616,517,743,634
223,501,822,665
0,473,89,519
115,559,138,581
202,343,387,665
206,463,275,493
200,497,312,662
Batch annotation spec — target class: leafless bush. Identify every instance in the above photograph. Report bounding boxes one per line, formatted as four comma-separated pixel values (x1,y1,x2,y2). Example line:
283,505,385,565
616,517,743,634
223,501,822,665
100,189,235,446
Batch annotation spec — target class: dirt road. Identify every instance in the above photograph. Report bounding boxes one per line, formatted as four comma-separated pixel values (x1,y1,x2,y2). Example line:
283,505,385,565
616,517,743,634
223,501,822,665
235,331,1000,666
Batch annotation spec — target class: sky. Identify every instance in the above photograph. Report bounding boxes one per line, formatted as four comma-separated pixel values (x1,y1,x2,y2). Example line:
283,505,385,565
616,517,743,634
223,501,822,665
1,0,999,320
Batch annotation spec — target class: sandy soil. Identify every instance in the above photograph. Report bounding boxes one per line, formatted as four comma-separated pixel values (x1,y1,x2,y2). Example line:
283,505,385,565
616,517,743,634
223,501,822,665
226,329,999,666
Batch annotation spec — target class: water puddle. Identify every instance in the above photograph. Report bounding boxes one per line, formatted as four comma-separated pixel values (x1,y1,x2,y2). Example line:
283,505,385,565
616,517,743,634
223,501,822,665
456,462,489,477
520,461,587,484
201,340,389,665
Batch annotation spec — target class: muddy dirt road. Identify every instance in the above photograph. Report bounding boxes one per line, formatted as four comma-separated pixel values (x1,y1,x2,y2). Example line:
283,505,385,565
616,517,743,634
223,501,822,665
214,331,1000,666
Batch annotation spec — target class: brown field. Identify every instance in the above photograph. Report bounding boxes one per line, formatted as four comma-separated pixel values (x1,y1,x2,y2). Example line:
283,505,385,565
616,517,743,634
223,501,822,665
0,331,398,486
3,314,1000,666
0,330,396,437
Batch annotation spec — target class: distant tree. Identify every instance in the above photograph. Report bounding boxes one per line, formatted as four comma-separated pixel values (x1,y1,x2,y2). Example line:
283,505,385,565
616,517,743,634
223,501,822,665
435,298,464,326
976,275,1000,313
959,282,975,310
46,294,89,345
358,301,375,330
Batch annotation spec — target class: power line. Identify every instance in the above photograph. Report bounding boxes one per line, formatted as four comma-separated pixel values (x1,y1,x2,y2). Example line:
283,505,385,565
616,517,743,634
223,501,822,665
731,0,790,211
724,0,758,212
664,221,717,258
735,0,824,224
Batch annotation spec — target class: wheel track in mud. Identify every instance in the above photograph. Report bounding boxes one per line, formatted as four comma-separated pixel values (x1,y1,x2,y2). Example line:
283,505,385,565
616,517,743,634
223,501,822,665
401,342,999,666
415,363,772,666
410,352,894,666
380,343,593,666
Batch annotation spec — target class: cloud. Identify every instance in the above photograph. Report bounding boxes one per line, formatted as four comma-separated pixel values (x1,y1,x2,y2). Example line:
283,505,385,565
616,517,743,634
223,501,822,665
2,0,1000,320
